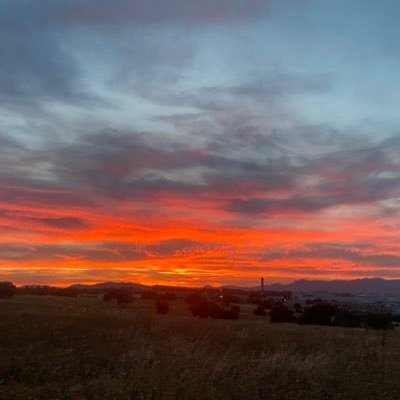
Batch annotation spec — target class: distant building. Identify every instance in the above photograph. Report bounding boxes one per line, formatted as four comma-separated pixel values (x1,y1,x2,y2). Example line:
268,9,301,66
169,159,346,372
337,301,392,315
291,291,399,315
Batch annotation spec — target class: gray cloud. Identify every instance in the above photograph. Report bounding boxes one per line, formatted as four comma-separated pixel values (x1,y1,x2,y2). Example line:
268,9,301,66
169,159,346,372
147,239,221,257
0,209,89,231
262,242,400,268
64,0,270,25
0,238,221,263
226,134,400,215
27,216,89,230
0,0,275,111
2,127,400,217
227,196,329,214
0,6,87,111
0,242,144,262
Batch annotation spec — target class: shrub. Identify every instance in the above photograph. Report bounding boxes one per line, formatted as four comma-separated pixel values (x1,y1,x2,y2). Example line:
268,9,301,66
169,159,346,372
156,299,169,315
364,313,393,330
253,304,267,316
247,293,262,304
217,306,239,320
293,303,302,313
221,294,239,306
230,305,241,313
103,291,114,302
393,314,400,323
331,311,362,328
0,281,16,298
188,297,239,319
184,292,203,305
115,288,134,306
269,304,294,323
189,298,219,318
262,299,274,310
298,302,337,326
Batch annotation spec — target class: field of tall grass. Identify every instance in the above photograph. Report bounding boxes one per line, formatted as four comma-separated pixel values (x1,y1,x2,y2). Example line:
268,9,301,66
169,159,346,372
1,295,400,400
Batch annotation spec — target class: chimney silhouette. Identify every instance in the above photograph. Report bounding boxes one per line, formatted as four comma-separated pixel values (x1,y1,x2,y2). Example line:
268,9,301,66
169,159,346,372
261,277,264,296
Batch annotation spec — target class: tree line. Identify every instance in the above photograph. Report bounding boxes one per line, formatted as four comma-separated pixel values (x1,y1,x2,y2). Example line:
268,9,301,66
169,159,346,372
1,281,396,328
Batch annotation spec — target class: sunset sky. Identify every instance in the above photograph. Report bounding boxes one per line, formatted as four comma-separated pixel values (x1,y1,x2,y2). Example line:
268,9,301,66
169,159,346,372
1,0,400,286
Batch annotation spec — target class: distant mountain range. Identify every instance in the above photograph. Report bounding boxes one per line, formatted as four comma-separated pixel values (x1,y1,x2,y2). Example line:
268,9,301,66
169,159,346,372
225,278,400,295
67,278,400,295
69,281,147,290
68,281,192,292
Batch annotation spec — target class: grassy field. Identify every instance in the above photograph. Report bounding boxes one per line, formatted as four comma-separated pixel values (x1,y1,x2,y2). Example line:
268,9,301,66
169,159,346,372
1,296,400,400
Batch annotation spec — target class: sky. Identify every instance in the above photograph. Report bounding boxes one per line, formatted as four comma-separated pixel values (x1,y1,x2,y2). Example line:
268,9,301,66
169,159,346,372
1,0,400,287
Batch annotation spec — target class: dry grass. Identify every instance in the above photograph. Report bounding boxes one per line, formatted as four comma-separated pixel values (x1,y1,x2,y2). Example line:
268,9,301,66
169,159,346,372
1,295,399,400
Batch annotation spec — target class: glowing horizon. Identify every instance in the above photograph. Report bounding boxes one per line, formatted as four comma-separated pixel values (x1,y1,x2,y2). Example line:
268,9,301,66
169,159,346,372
1,0,400,286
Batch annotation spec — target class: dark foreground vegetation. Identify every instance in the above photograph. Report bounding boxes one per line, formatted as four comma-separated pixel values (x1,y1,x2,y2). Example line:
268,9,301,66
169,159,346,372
1,295,400,400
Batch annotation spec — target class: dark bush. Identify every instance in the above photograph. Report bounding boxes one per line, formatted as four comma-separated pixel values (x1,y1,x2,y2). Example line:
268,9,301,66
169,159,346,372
115,288,134,306
230,305,241,313
184,292,203,305
221,294,239,306
247,293,262,304
102,291,114,302
253,304,267,316
364,313,393,330
393,314,400,323
217,306,239,320
0,281,16,298
262,299,274,310
189,298,219,318
188,296,239,320
156,299,169,315
59,288,79,297
331,311,362,328
269,304,294,323
293,303,302,313
298,302,337,326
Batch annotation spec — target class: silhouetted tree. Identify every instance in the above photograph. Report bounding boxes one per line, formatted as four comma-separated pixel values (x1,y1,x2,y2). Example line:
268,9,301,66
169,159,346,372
0,281,16,298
